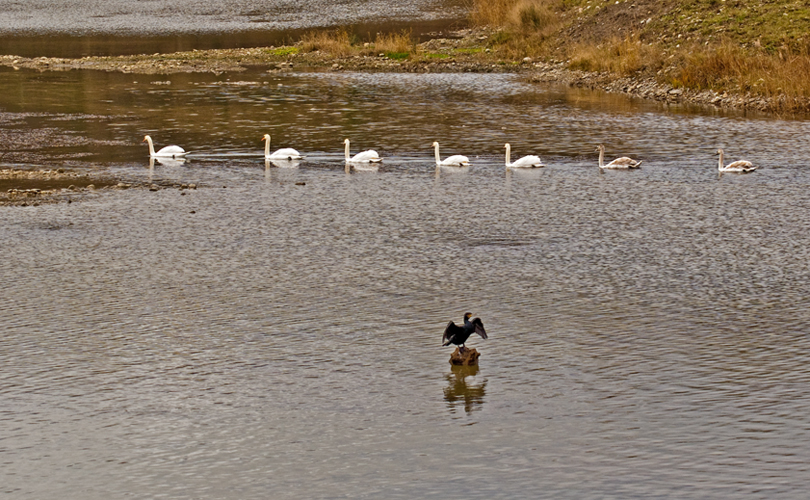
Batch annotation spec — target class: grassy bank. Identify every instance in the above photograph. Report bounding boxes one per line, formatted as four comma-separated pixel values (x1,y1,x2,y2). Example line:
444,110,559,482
473,0,810,112
285,0,810,111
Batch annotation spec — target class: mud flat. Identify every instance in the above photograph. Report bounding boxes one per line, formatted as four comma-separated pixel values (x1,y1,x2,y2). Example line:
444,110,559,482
0,168,194,206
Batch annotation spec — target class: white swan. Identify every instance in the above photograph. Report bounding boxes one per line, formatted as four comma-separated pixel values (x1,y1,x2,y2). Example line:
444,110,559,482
717,148,756,173
344,138,381,163
262,134,304,160
505,143,543,168
596,144,641,169
143,135,187,158
433,141,469,166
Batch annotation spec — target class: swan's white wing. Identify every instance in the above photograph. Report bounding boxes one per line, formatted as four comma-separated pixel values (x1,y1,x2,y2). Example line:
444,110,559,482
440,154,469,166
154,145,187,157
268,148,303,159
722,160,756,172
603,156,641,169
510,155,544,168
349,149,381,163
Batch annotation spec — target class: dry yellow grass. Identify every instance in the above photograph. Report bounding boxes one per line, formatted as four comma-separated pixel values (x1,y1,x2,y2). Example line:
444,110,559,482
374,31,415,54
472,0,562,58
299,29,417,59
300,29,353,57
671,42,810,108
360,30,417,57
567,37,665,76
471,0,559,31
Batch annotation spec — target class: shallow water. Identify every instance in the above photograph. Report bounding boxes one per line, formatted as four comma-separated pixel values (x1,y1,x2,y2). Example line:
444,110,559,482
2,68,810,498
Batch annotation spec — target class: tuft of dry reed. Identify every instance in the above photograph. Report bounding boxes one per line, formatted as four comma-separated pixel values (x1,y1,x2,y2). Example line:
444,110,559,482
472,0,560,32
674,42,810,96
300,29,353,57
671,42,810,110
566,37,665,76
471,0,562,58
299,29,417,59
360,30,416,57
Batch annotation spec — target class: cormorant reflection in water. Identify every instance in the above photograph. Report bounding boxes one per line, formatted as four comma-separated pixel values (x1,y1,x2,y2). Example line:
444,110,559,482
443,365,486,414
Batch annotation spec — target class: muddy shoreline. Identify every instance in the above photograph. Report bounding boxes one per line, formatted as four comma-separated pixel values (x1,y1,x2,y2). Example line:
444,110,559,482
1,29,794,116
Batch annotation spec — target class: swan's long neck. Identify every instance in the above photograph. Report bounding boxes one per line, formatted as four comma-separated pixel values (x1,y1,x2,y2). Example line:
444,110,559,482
264,136,271,157
146,136,156,156
434,143,441,164
718,150,724,171
505,144,511,167
598,146,604,168
344,140,350,161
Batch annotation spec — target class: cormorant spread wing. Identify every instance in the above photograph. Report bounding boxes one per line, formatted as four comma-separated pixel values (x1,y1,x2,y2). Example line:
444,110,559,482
442,321,464,346
472,317,487,339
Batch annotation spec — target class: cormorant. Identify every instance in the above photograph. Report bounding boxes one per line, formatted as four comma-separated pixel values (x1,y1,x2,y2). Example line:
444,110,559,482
442,312,487,353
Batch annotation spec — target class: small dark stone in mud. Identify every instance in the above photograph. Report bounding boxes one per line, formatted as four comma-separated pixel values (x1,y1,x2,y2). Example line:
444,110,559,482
181,191,186,195
295,181,306,186
222,185,227,188
56,168,65,173
190,210,196,214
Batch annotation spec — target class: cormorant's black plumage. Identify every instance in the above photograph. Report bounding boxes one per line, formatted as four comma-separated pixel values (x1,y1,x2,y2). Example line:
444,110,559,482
442,312,487,352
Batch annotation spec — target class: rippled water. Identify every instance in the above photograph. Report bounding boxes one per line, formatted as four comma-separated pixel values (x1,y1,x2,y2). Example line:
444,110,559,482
2,68,810,498
0,0,467,57
0,0,465,35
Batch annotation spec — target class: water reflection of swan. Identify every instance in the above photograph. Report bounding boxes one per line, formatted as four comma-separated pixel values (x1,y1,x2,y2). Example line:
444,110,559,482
262,134,304,160
596,144,641,169
143,135,187,159
433,141,469,166
149,157,187,168
717,148,757,173
344,138,381,164
505,143,543,168
266,159,300,182
444,365,486,414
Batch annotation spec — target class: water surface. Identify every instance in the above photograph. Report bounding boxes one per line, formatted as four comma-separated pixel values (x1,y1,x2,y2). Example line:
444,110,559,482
2,68,810,498
0,0,468,57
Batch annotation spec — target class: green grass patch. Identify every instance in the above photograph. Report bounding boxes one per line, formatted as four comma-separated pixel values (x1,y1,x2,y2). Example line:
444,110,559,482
453,48,485,54
267,47,299,57
385,51,410,60
426,53,451,59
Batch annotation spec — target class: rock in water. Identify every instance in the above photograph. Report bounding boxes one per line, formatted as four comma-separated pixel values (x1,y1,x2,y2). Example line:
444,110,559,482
449,347,480,366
